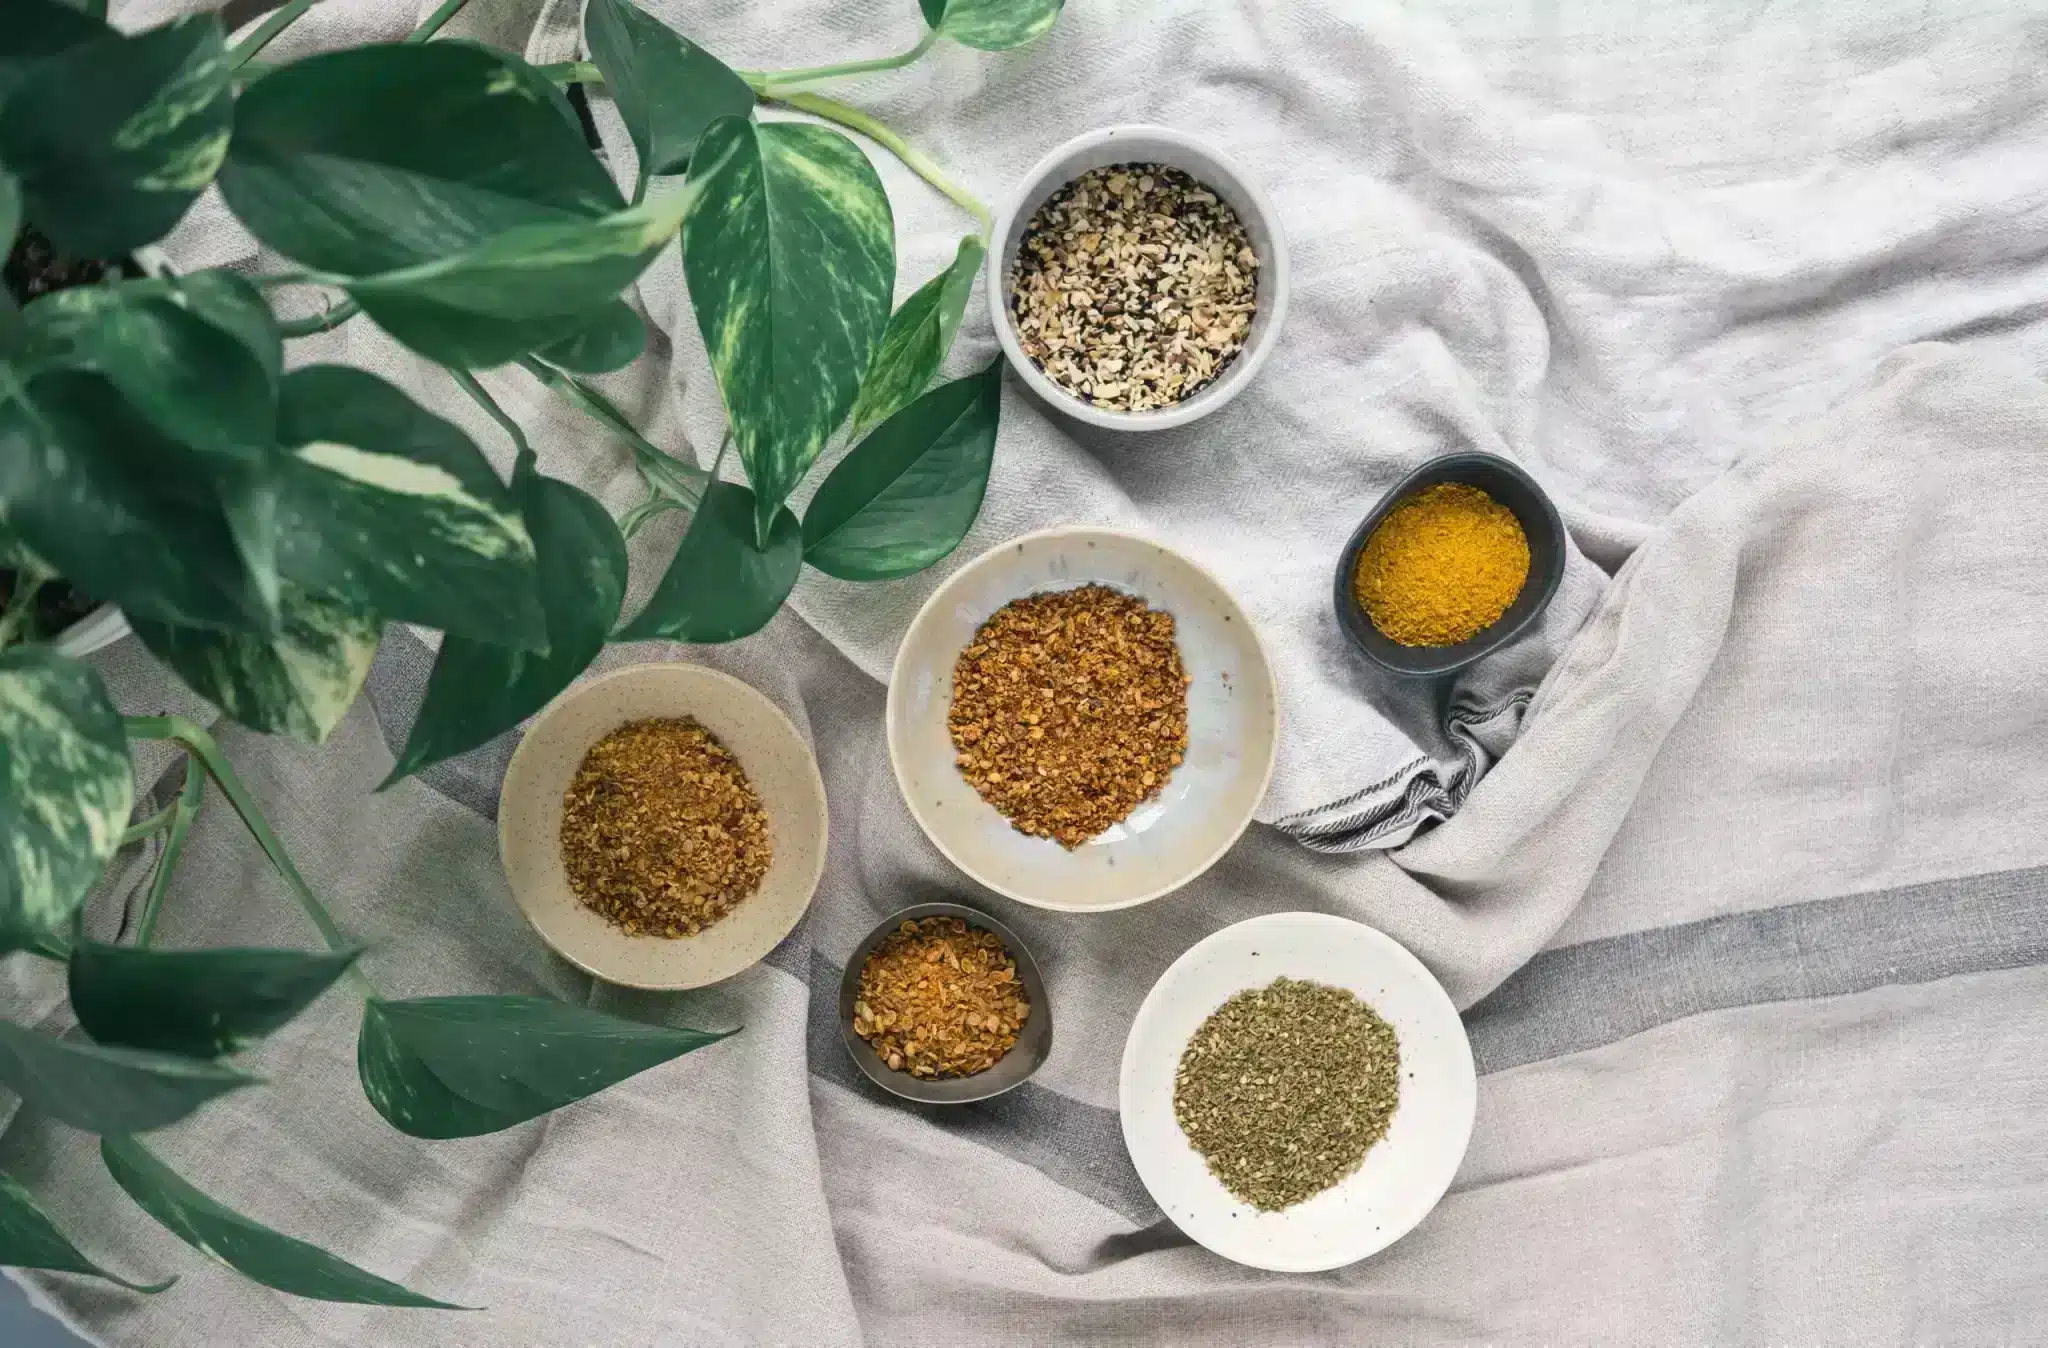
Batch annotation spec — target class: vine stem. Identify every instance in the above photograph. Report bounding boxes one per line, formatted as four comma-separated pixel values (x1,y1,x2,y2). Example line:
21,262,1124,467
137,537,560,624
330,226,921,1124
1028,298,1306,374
135,761,205,949
227,0,319,71
518,357,706,508
770,91,991,233
122,716,372,994
747,29,938,94
277,296,360,339
447,367,535,476
120,807,175,848
406,0,471,43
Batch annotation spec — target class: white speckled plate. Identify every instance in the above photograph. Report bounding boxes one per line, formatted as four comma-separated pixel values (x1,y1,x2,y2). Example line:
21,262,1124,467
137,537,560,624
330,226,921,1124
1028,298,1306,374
886,526,1278,911
1120,912,1477,1272
498,662,827,990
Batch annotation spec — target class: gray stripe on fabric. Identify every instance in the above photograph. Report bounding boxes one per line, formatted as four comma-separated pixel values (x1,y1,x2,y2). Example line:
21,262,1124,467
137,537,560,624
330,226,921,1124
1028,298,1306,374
1465,864,2048,1075
805,951,1159,1225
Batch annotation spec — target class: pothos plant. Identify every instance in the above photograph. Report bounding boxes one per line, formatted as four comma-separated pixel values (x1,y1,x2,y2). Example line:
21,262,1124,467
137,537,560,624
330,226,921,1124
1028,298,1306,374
0,0,1058,1306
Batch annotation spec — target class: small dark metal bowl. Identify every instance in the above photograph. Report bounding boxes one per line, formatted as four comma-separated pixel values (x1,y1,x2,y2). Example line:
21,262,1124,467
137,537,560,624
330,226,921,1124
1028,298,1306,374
838,901,1052,1105
1334,451,1567,679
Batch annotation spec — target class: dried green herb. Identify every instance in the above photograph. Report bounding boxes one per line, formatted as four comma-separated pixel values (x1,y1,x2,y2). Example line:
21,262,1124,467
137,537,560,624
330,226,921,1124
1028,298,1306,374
1172,977,1401,1211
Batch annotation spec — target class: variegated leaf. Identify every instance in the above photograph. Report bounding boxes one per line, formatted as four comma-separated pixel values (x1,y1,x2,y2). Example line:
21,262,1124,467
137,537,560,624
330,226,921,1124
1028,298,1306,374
222,43,619,278
272,367,546,650
803,360,1000,580
584,0,756,186
682,117,894,541
345,191,690,368
848,234,984,438
0,14,232,256
0,647,130,952
0,373,273,632
918,0,1065,51
129,586,380,744
383,461,624,784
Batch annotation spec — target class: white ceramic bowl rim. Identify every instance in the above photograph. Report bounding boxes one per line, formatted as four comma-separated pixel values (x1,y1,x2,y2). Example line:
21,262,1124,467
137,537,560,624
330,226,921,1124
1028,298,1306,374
884,525,1280,911
988,123,1291,432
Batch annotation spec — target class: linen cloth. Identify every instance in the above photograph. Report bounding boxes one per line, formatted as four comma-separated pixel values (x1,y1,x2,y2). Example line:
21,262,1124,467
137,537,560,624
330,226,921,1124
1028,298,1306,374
6,1,2048,1343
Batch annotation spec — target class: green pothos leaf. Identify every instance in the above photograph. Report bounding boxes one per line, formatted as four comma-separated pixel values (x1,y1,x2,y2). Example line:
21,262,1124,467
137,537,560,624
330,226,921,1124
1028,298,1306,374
918,0,1065,50
222,42,619,278
101,1135,468,1307
345,194,684,368
533,300,647,374
70,942,362,1059
0,0,108,108
0,1171,172,1293
382,462,625,786
848,234,984,439
0,1021,254,1134
0,647,130,952
0,372,274,632
614,480,801,643
128,586,381,745
584,0,757,183
803,360,1001,580
682,117,894,541
272,366,545,650
0,171,23,358
0,14,232,257
358,995,733,1139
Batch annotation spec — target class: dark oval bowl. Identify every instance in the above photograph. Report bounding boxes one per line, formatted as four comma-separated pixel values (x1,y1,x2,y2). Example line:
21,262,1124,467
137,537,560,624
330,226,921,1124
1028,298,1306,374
1333,451,1567,679
838,902,1052,1105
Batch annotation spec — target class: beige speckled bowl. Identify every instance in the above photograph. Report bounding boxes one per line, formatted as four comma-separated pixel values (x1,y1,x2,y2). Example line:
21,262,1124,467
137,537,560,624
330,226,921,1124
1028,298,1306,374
887,527,1279,912
498,662,828,989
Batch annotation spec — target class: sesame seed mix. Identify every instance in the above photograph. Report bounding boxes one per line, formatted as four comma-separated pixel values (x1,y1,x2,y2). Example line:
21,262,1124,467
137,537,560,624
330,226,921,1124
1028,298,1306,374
1008,164,1258,412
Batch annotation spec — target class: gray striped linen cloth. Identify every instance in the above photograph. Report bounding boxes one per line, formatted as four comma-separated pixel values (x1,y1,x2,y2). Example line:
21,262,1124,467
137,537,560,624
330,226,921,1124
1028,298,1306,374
6,0,2048,1342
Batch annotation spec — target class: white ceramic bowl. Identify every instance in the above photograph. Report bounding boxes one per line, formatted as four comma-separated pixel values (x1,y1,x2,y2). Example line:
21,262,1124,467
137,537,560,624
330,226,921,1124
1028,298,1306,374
498,662,828,989
886,527,1278,912
1120,912,1477,1272
988,124,1290,431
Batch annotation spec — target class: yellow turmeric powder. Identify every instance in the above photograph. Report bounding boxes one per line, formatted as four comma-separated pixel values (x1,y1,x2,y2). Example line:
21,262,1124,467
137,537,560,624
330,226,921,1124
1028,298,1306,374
1353,483,1530,647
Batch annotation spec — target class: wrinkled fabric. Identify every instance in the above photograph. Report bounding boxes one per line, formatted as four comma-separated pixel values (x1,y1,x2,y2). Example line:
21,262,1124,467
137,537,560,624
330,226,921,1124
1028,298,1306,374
7,1,2048,1344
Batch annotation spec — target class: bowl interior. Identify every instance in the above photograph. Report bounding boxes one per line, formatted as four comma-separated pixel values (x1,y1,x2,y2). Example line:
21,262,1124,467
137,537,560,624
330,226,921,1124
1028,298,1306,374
1334,452,1568,678
991,126,1287,430
1118,912,1477,1272
887,528,1278,912
498,662,828,990
837,902,1052,1105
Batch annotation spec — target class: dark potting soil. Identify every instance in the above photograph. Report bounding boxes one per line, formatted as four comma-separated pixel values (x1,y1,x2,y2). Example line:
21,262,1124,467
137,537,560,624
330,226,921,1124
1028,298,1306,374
4,225,128,638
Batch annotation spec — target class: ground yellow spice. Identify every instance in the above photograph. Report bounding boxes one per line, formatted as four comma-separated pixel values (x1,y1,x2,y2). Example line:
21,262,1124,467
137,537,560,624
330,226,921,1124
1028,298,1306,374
1353,483,1530,647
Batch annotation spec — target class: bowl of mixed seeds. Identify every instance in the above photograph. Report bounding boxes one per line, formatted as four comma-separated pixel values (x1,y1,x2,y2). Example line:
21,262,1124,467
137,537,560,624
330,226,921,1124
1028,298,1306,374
498,661,829,990
885,527,1279,912
990,124,1288,430
1118,912,1477,1272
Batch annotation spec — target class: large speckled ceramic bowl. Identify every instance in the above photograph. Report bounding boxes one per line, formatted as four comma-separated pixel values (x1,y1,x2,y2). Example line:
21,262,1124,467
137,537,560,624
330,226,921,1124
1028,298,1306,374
886,527,1278,912
1120,912,1477,1272
499,662,828,989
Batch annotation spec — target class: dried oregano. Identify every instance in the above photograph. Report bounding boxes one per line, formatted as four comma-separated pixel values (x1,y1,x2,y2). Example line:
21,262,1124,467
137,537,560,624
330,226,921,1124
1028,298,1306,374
1173,977,1402,1211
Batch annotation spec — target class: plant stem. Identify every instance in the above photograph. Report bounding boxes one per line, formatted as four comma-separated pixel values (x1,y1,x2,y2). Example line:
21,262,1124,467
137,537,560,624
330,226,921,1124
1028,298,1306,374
135,760,205,949
120,807,174,848
122,717,363,976
255,269,350,291
0,564,49,653
540,60,602,86
770,91,991,233
277,296,360,339
227,0,319,71
447,367,533,476
748,28,939,94
406,0,470,43
519,358,706,508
